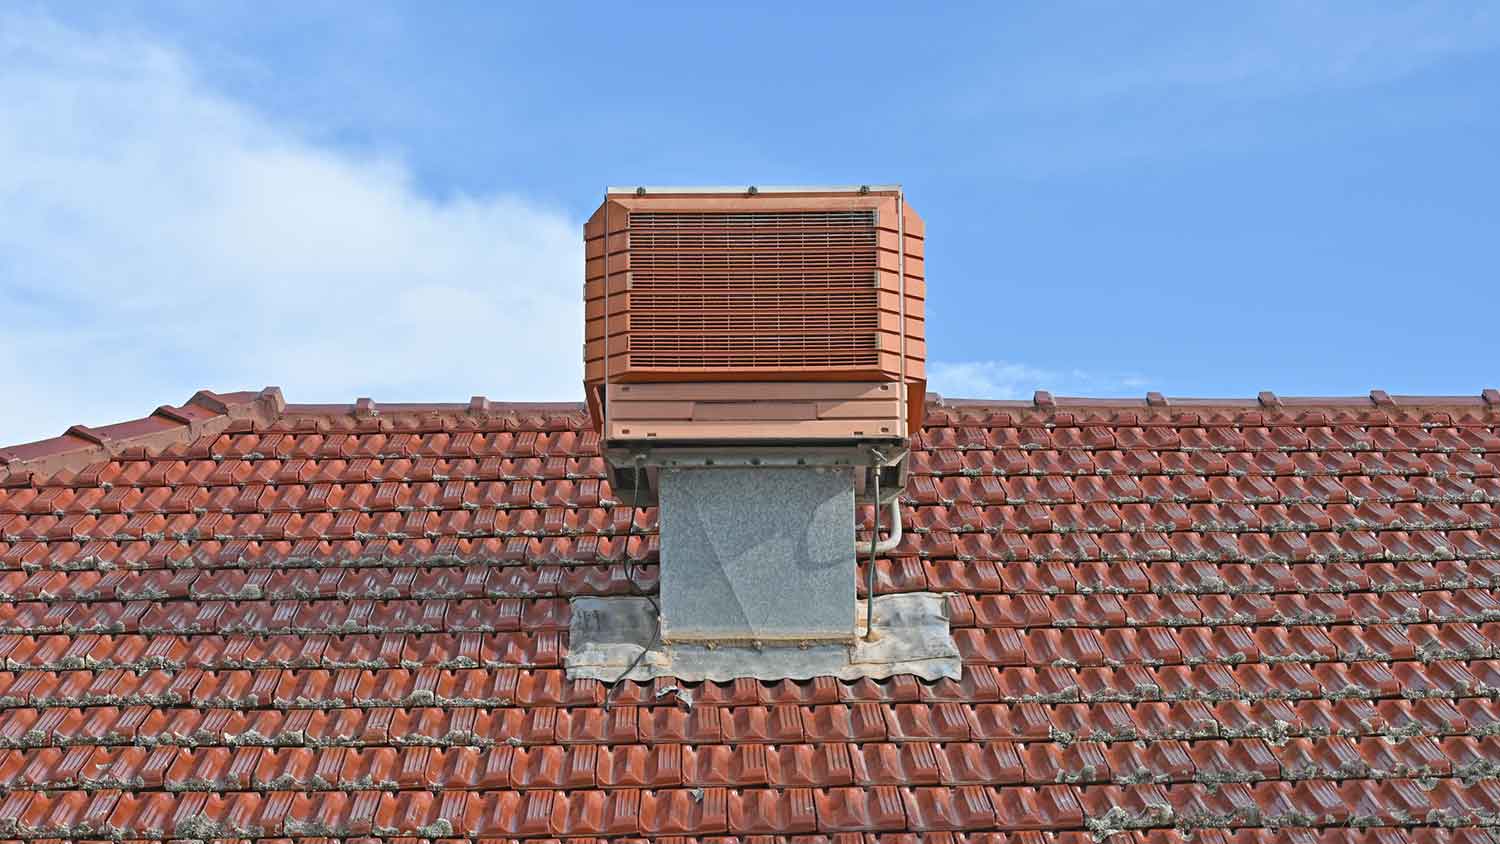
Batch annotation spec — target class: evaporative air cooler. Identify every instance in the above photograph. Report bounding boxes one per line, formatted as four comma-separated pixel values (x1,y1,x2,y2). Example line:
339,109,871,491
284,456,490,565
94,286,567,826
582,185,926,643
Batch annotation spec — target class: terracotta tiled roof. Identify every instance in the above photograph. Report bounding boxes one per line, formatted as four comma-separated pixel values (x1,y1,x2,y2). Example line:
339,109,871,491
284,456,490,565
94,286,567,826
3,386,1500,842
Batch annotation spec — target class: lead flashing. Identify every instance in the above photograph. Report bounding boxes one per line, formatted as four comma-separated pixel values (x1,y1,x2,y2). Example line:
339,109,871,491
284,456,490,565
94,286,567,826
565,592,961,682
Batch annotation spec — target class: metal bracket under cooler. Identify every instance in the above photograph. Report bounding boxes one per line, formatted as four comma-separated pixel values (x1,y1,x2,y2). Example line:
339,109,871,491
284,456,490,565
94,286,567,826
603,441,909,509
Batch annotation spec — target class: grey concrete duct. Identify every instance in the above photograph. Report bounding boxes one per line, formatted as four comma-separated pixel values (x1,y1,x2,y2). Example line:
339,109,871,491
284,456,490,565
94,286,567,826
657,465,856,644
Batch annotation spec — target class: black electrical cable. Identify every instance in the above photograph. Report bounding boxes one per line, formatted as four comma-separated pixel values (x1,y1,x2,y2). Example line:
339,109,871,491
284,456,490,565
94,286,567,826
605,460,659,709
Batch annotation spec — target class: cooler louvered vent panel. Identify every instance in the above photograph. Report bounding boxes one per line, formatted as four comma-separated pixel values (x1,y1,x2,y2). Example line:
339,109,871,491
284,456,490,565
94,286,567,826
627,210,881,370
583,186,926,443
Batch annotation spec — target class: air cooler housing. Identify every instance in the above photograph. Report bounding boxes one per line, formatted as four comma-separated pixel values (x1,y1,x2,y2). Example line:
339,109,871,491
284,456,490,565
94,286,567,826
582,185,926,643
584,185,925,451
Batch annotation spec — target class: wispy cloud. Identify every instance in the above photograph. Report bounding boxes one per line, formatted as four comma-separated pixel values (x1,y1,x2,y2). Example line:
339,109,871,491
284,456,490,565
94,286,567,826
0,14,582,446
941,4,1500,177
1093,6,1497,100
928,360,1149,402
1014,4,1500,105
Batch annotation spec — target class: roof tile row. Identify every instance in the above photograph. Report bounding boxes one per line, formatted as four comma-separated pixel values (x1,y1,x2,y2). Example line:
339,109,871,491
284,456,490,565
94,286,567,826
1,696,1498,748
4,780,1500,837
0,659,1497,708
0,734,1484,792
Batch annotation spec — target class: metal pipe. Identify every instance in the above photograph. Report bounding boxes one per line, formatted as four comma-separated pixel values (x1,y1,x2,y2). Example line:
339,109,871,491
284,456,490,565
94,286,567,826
865,464,880,641
863,498,903,555
854,497,902,554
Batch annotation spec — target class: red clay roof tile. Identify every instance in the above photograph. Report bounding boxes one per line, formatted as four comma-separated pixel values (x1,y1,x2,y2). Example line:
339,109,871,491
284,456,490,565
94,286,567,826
4,389,1500,838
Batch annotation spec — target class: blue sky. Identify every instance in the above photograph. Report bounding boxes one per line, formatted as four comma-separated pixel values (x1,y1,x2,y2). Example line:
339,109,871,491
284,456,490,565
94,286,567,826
2,3,1498,444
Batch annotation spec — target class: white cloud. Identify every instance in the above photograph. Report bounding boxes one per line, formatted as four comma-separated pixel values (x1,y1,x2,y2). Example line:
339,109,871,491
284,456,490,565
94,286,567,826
928,360,1149,402
0,14,582,446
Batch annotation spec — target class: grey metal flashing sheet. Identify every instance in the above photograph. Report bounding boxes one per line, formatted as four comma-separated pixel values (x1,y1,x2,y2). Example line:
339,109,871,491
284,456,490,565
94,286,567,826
565,592,961,683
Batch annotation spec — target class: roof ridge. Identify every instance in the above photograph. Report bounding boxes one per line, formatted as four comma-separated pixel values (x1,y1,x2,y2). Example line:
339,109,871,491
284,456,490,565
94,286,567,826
279,396,589,417
937,388,1500,411
5,385,1499,484
0,388,596,483
0,386,285,481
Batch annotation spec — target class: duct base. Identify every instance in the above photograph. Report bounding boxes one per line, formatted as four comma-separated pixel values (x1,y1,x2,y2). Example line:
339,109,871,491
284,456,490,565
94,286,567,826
564,592,961,683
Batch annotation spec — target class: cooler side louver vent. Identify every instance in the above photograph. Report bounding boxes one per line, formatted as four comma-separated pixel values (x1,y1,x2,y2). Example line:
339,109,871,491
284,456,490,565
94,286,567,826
627,210,881,371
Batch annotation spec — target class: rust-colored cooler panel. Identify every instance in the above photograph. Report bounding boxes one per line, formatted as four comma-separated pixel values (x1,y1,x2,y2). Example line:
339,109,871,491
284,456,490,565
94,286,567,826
584,187,926,441
604,381,904,440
